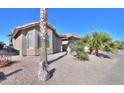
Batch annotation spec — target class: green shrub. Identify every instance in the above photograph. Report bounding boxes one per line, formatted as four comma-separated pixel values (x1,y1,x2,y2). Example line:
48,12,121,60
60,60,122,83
78,51,89,61
71,40,89,61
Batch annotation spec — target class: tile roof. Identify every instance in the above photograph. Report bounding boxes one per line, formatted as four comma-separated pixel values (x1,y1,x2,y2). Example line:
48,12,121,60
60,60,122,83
60,34,81,40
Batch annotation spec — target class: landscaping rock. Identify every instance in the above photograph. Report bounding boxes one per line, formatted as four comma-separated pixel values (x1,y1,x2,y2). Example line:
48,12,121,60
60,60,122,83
38,61,50,81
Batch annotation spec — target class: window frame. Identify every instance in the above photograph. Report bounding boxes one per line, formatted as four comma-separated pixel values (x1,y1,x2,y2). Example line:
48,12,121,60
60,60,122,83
26,31,34,49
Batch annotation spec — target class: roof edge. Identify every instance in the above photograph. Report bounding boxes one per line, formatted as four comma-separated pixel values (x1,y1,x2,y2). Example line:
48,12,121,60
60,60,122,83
12,22,61,38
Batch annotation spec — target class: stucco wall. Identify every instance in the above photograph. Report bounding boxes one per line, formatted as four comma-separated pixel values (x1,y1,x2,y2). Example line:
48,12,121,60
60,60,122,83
21,30,27,56
12,34,23,55
53,32,62,53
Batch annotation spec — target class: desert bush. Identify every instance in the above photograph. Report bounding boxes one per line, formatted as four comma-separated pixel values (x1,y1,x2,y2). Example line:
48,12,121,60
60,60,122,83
71,40,89,61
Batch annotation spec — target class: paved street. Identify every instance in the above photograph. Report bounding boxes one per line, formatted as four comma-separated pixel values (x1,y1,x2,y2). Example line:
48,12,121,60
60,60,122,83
101,50,124,84
0,50,124,85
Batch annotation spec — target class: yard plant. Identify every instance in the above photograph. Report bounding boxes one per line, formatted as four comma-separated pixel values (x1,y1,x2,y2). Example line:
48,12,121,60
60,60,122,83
71,40,89,61
72,31,118,61
82,32,118,56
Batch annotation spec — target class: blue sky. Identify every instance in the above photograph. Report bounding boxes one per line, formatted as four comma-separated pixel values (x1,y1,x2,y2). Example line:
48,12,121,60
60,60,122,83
0,8,124,44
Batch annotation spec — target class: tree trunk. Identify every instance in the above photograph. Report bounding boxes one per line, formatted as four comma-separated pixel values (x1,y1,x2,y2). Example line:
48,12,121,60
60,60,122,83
89,47,92,54
38,8,50,81
95,49,99,56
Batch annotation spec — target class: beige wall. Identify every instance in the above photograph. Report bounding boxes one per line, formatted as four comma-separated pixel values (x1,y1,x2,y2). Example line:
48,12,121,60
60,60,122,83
53,32,62,53
13,34,23,56
21,30,27,56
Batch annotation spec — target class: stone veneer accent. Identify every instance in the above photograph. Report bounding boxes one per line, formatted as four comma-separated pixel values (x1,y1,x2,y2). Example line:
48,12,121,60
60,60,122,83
27,48,53,56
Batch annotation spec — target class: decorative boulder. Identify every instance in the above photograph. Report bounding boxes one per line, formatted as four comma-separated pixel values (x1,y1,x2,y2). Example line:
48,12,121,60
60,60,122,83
38,61,50,81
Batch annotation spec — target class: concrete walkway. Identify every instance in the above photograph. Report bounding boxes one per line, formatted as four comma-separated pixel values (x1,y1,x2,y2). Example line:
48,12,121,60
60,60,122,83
0,50,124,85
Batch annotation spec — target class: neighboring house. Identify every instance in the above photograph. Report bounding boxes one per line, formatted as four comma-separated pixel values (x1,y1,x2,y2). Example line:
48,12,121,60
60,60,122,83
61,34,81,52
11,22,62,56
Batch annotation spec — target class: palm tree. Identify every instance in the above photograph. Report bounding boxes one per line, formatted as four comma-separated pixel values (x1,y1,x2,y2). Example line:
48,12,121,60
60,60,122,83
82,31,117,56
38,8,50,81
91,32,102,56
100,32,117,53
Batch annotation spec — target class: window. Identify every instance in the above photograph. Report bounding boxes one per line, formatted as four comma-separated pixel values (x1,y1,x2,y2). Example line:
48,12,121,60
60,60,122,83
47,34,50,48
38,33,42,48
37,33,51,48
27,31,33,48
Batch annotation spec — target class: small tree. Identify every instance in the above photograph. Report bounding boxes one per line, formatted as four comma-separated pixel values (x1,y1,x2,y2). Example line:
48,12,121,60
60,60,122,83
0,42,5,49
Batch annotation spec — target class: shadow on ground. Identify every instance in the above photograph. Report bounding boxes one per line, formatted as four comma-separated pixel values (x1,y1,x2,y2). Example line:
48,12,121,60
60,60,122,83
98,53,111,59
49,68,56,80
48,52,67,65
47,52,67,80
0,69,23,81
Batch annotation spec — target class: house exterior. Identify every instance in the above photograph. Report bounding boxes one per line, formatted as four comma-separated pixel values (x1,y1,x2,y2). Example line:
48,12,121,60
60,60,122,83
61,34,81,52
11,22,62,56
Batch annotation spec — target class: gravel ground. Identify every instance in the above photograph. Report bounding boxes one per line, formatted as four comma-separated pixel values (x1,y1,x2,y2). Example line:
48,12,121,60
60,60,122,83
0,50,124,85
